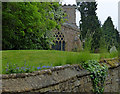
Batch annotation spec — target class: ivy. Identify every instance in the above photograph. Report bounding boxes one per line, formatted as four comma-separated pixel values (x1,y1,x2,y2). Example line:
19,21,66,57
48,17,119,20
82,60,108,94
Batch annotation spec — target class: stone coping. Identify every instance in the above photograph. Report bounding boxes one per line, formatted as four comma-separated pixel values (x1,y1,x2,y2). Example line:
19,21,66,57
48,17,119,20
99,57,120,68
2,58,120,79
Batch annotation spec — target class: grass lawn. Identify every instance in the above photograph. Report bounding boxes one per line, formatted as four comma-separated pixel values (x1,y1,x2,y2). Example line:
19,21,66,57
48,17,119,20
2,50,118,74
2,50,101,74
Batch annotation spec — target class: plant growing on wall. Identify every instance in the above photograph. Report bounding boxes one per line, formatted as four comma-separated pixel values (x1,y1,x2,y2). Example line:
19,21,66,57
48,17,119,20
82,60,108,94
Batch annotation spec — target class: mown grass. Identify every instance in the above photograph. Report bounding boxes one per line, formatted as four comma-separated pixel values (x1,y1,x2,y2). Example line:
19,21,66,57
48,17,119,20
2,50,119,74
2,50,100,74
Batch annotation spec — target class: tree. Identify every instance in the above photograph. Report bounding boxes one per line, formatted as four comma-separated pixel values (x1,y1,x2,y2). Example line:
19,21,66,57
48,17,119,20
102,16,120,50
77,1,101,52
99,28,108,53
2,2,65,50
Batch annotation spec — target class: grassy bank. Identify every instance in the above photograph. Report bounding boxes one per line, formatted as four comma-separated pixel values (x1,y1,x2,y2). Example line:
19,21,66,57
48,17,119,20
2,50,100,74
2,50,119,74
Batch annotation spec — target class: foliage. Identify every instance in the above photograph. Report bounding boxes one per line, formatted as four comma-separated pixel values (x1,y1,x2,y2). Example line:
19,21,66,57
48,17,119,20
84,31,93,52
5,63,32,73
2,2,65,50
77,1,101,52
102,17,120,51
82,60,108,94
5,62,52,74
109,51,118,58
77,2,120,52
91,28,102,52
118,47,120,58
100,52,119,59
99,33,108,53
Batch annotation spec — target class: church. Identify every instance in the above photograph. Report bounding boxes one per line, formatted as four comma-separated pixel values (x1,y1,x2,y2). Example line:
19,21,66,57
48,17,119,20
51,4,82,52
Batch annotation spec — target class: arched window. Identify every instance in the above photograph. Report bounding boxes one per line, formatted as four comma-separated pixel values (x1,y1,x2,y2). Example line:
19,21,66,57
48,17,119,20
52,31,65,51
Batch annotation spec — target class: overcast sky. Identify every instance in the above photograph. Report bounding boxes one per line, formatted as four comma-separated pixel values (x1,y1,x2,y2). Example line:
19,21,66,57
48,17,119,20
61,0,119,31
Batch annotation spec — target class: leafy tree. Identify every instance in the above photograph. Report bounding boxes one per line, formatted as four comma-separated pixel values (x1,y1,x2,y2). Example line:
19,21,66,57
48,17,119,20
77,1,101,52
2,2,65,50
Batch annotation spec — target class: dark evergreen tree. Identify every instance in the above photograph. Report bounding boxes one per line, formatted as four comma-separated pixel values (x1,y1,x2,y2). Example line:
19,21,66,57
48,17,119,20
102,16,120,50
77,1,101,52
114,29,120,46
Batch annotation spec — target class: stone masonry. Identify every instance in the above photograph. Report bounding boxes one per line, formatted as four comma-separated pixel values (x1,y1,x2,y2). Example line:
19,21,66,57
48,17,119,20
1,58,120,93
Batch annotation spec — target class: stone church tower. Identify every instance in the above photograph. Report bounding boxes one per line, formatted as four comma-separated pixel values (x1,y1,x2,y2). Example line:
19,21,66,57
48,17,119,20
52,4,82,51
62,5,76,25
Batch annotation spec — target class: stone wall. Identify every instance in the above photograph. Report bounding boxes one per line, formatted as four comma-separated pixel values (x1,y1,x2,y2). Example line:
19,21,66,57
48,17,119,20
2,58,120,93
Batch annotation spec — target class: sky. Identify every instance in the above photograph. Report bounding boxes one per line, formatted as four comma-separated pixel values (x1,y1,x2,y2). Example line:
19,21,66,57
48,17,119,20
61,0,120,32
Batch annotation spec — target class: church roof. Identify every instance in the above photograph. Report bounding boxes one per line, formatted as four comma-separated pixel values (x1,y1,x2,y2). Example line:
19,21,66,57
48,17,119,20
62,23,79,31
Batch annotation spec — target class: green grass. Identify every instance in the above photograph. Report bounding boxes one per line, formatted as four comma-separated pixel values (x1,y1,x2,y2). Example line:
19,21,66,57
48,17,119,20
2,50,118,74
100,52,119,59
2,50,100,74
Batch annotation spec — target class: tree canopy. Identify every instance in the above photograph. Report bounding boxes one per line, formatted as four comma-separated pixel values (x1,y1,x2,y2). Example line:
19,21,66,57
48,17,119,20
77,1,120,52
77,1,101,52
102,16,120,50
2,2,65,50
